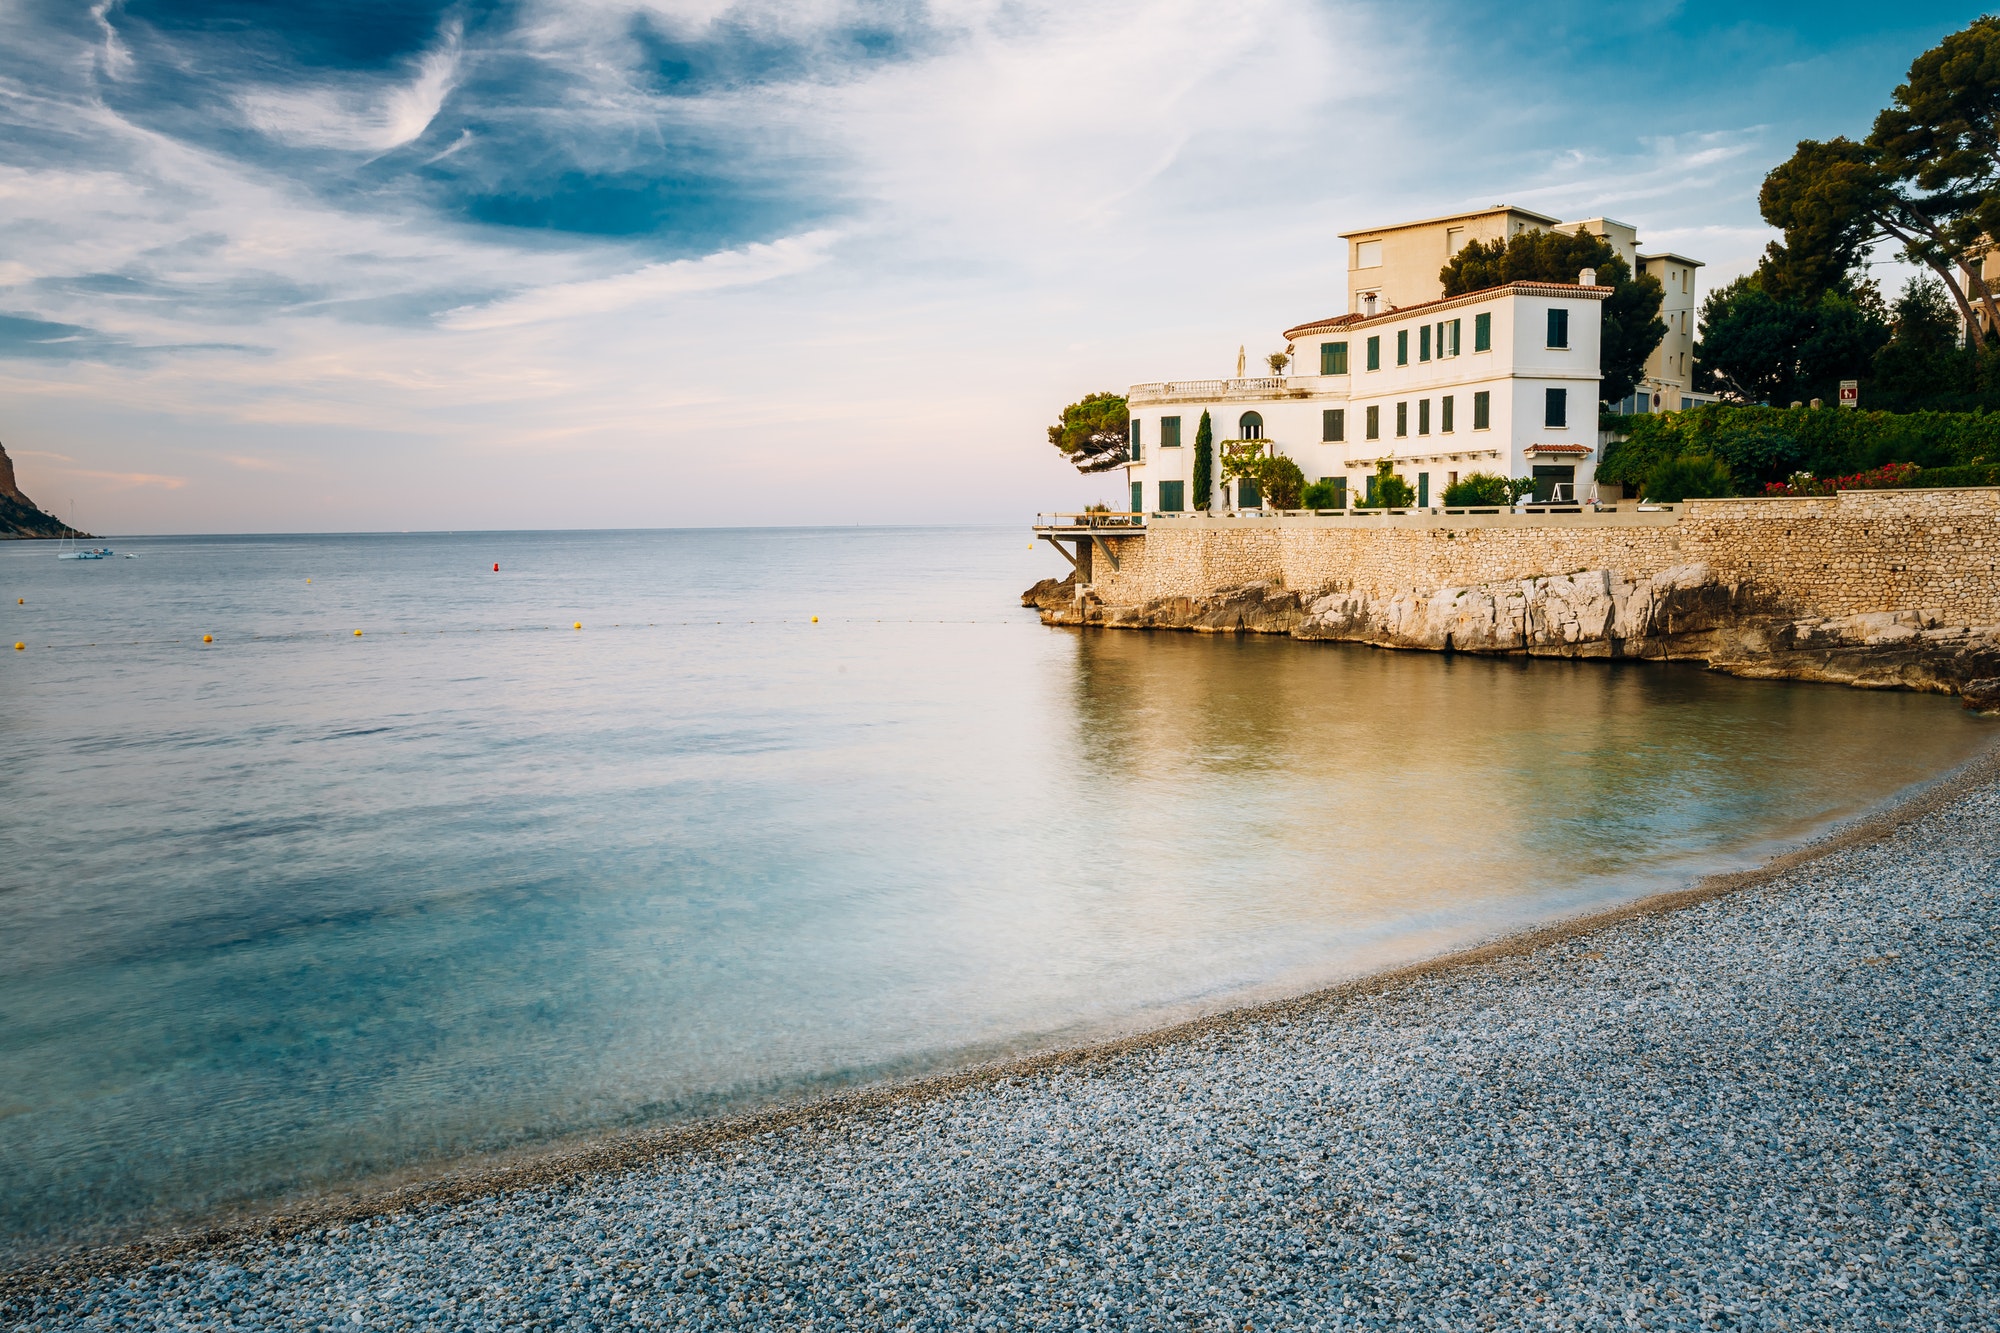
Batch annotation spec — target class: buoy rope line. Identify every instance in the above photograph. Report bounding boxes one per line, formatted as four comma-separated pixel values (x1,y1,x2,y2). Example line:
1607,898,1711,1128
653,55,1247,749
3,618,1037,651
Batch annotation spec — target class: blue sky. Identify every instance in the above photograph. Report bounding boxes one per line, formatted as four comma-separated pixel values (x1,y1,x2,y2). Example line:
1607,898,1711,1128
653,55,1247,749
0,0,1986,532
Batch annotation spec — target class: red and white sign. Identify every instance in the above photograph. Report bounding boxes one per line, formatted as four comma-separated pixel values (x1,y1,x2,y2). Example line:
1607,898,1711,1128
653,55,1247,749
1838,379,1859,408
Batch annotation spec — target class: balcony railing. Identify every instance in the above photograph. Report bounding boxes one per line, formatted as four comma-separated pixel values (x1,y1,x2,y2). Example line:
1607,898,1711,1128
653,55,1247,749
1128,376,1292,400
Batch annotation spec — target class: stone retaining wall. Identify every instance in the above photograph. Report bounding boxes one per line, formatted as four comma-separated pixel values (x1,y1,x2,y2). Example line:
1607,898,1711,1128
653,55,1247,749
1086,489,2000,626
1041,489,2000,696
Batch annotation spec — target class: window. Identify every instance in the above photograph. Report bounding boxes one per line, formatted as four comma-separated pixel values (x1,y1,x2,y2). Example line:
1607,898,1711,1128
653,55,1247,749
1161,415,1182,447
1158,480,1185,512
1473,390,1491,429
1444,319,1460,357
1238,478,1261,508
1355,239,1382,268
1397,329,1409,366
1321,341,1348,375
1418,472,1430,507
1419,325,1432,362
1365,405,1380,440
1238,411,1263,439
1129,417,1142,461
1395,401,1409,437
1547,307,1569,348
1131,480,1143,513
1317,477,1347,508
1366,336,1381,371
1441,395,1454,432
1323,408,1345,442
1545,387,1567,428
1474,312,1492,352
1417,399,1430,435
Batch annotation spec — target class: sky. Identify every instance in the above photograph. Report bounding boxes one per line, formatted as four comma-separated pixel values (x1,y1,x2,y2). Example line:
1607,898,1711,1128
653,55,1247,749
0,0,1988,533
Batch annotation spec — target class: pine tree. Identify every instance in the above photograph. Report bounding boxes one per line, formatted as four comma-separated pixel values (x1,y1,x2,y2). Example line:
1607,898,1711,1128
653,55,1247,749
1192,410,1214,511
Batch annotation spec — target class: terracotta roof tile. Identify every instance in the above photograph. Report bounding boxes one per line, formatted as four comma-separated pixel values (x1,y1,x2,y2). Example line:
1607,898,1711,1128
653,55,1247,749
1282,281,1611,341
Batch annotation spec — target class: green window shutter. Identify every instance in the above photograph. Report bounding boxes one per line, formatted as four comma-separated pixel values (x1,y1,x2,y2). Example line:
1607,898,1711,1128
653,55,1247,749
1474,312,1491,352
1159,480,1185,512
1419,325,1431,361
1473,390,1490,429
1396,401,1408,436
1366,336,1380,371
1132,480,1143,512
1545,387,1567,427
1161,416,1181,447
1417,399,1430,435
1323,408,1346,442
1448,319,1461,356
1417,471,1429,507
1130,417,1142,460
1366,405,1380,439
1547,307,1568,348
1332,477,1347,507
1441,395,1454,432
1397,330,1409,365
1321,341,1350,375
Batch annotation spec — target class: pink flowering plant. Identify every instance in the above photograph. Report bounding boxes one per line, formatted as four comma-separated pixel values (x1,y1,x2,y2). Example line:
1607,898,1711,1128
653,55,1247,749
1762,462,1921,496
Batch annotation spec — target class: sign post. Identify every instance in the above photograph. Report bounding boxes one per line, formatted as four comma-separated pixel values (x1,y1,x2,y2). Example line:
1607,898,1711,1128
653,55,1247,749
1838,379,1859,409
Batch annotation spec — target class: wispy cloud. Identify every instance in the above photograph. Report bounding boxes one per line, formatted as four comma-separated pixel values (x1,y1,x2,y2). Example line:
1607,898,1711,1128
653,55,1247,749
238,21,463,154
442,229,842,330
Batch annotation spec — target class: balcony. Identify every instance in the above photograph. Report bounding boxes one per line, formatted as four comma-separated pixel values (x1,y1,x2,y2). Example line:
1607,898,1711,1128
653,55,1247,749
1127,376,1310,403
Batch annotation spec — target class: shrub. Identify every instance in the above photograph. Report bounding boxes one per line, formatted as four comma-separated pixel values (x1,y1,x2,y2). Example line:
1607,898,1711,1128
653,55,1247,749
1599,404,2000,492
1220,447,1306,509
1301,478,1346,509
1911,462,2000,488
1441,472,1512,506
1358,460,1415,508
1645,454,1735,502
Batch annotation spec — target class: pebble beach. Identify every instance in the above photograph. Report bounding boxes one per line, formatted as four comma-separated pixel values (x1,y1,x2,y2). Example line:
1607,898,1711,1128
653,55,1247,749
7,765,1998,1331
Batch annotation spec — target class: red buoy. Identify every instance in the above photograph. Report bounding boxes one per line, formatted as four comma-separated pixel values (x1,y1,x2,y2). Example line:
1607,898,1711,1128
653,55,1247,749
493,563,500,571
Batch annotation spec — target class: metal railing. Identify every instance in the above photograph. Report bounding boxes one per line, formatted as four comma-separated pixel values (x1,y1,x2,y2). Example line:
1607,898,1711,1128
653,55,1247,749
1033,511,1147,529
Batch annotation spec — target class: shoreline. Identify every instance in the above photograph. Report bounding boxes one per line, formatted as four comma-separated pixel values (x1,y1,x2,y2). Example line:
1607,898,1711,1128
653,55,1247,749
7,737,1997,1307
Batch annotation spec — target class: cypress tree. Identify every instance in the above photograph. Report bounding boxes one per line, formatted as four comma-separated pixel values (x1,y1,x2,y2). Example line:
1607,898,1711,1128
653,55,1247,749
1192,410,1214,511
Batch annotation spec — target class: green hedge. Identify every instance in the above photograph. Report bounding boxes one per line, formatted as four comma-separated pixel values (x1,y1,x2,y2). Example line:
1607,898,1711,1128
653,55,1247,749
1598,405,2000,491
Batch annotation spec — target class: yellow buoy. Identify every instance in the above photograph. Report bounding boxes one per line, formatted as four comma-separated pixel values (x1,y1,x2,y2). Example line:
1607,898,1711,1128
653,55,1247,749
306,578,311,584
202,634,213,643
573,621,582,630
354,629,363,637
12,642,22,651
811,615,818,623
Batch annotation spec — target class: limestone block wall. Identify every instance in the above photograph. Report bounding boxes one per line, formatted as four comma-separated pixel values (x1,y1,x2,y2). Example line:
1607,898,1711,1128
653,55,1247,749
1086,489,2000,626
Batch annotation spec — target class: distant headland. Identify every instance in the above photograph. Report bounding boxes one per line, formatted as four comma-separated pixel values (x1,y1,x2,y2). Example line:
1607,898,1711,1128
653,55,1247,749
0,442,88,539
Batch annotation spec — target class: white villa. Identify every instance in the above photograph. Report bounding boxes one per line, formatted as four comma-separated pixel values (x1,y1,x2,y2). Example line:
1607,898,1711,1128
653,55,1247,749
1123,205,1710,511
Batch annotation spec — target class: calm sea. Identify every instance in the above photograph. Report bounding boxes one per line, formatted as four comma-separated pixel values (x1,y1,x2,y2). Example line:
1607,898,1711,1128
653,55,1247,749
1,527,1990,1262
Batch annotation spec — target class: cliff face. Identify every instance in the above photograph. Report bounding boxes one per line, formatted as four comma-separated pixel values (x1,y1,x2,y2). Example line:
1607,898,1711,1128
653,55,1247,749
1033,564,2000,696
0,442,82,539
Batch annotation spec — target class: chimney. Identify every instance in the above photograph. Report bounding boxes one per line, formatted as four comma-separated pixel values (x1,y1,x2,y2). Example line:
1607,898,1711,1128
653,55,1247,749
1578,267,1596,288
1363,292,1379,316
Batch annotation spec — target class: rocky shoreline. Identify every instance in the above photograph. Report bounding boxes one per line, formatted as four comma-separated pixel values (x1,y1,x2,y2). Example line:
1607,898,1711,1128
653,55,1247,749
7,750,1997,1329
1023,570,2000,701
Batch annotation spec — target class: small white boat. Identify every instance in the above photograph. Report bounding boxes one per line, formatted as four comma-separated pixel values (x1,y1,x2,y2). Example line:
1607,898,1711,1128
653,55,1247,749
57,547,114,560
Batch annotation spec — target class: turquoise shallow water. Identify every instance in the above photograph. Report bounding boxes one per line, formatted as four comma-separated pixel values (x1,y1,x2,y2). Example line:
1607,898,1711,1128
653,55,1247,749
0,527,1991,1262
